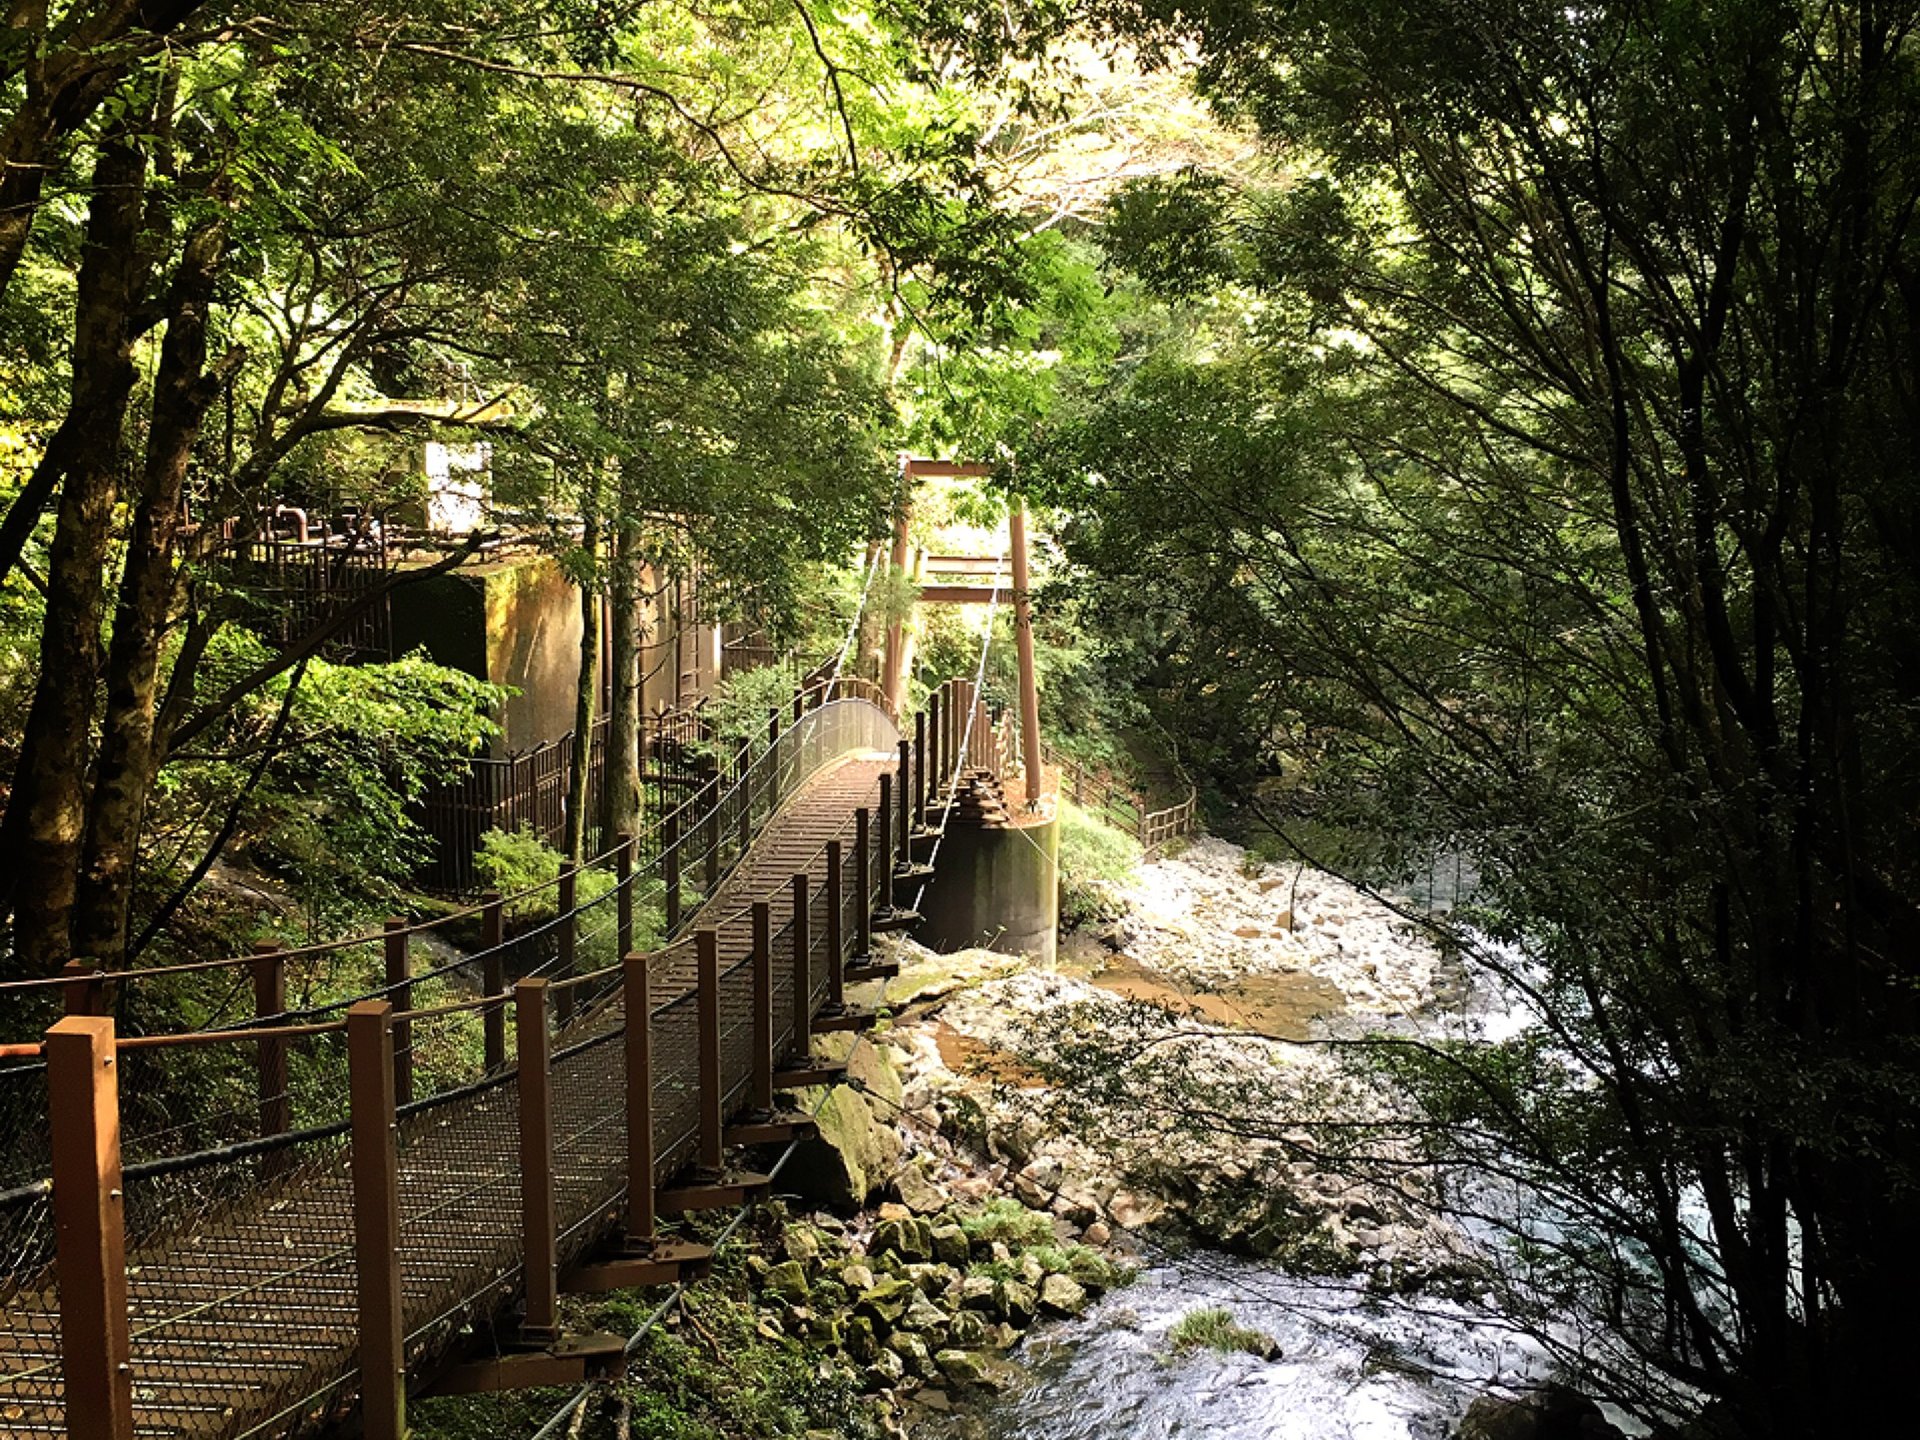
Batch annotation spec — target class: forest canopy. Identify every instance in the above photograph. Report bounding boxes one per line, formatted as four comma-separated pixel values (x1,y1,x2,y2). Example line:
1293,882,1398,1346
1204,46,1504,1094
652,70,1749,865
4,4,1917,1438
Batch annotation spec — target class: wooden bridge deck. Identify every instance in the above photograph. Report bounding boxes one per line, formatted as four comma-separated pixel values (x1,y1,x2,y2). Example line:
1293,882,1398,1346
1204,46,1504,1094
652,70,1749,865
0,753,897,1440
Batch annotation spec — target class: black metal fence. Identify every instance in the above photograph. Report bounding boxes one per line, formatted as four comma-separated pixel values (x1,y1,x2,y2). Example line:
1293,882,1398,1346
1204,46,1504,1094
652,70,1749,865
414,708,719,892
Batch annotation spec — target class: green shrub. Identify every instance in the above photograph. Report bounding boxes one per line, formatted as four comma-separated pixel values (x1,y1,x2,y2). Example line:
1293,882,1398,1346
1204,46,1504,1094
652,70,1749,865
1028,1241,1135,1289
471,825,661,962
1166,1306,1276,1358
959,1196,1057,1248
1057,798,1142,928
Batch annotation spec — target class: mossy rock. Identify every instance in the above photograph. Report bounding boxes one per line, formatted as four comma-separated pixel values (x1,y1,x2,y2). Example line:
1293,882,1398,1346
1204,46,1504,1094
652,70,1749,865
785,1084,903,1208
765,1259,811,1305
930,1224,970,1266
935,1349,991,1387
856,1274,915,1323
872,1216,934,1262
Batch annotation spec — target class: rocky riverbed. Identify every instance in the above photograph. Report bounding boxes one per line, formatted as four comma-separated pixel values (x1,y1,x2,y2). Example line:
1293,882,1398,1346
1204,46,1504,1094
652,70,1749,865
739,832,1616,1440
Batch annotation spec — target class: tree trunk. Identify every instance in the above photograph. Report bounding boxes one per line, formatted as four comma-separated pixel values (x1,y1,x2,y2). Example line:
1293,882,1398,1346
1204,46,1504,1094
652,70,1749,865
0,124,150,974
72,211,234,967
606,514,644,841
0,1,210,304
566,509,602,862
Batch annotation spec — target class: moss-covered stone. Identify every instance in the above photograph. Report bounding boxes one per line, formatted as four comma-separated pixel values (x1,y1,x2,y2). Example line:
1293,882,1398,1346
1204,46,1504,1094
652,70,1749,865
888,1331,933,1377
766,1259,811,1304
930,1224,970,1266
1039,1273,1087,1316
872,1216,933,1262
856,1274,915,1323
935,1349,990,1387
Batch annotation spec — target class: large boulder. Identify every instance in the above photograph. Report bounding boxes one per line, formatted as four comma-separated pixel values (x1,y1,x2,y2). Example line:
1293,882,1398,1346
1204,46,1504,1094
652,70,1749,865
872,1216,935,1263
893,1161,948,1215
935,1349,991,1388
856,1275,915,1324
901,1292,951,1336
782,1040,905,1207
889,1331,935,1378
959,1275,999,1311
930,1224,970,1266
765,1259,811,1305
999,1279,1038,1323
948,1309,990,1347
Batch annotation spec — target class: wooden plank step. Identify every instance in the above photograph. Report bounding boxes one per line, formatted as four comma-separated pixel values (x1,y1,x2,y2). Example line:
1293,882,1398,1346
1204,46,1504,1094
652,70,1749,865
563,1237,714,1292
772,1058,849,1089
657,1169,771,1215
724,1109,818,1145
809,1004,877,1033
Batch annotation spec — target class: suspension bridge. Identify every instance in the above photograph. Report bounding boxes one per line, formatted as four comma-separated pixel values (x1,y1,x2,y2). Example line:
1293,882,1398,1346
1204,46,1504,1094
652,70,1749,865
0,484,1196,1440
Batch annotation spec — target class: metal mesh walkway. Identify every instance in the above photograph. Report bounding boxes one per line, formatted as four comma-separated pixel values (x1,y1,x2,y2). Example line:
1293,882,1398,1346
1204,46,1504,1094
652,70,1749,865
0,729,913,1439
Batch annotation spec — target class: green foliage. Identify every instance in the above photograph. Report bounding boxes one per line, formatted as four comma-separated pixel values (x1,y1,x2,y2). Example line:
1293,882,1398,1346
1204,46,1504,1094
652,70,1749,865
1027,1240,1135,1290
700,665,803,761
1017,3,1920,1433
958,1196,1057,1248
1103,169,1239,298
1165,1306,1275,1359
1057,799,1142,929
155,636,505,936
473,824,661,960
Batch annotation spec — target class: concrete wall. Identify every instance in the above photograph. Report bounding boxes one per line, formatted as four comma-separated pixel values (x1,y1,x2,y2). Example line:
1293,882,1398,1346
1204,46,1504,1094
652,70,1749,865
482,557,585,754
388,554,584,756
914,815,1060,965
391,550,730,755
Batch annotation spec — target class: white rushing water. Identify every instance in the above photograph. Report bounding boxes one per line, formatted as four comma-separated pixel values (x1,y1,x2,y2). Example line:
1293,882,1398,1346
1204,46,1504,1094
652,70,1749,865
914,1248,1550,1440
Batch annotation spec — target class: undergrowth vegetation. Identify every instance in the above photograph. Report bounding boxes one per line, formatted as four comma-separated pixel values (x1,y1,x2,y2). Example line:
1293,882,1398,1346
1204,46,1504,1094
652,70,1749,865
1056,800,1142,930
1165,1306,1277,1360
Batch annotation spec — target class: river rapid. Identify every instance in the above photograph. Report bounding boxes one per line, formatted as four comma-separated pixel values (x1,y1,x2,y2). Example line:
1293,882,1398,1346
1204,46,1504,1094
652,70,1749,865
891,835,1551,1440
912,1246,1547,1440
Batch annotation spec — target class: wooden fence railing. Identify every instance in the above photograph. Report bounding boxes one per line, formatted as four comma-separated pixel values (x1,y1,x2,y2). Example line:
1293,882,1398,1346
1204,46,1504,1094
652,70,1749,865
1043,741,1198,853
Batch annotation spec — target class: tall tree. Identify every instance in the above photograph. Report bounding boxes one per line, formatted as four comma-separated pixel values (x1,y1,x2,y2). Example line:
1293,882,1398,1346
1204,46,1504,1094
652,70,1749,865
1021,1,1920,1434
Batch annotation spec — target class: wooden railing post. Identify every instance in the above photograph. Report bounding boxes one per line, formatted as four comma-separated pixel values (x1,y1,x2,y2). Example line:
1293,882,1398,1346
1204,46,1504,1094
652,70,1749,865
704,784,721,892
347,1001,405,1440
878,773,897,910
615,832,635,959
751,903,773,1111
556,862,578,1026
696,930,723,1172
60,959,104,1018
924,690,939,805
941,680,955,777
481,890,506,1070
937,686,950,803
384,920,412,1106
855,807,874,957
623,952,655,1241
253,941,289,1144
790,872,811,1052
662,809,682,935
515,978,558,1339
915,710,930,831
825,841,845,1009
46,1015,134,1440
897,740,913,853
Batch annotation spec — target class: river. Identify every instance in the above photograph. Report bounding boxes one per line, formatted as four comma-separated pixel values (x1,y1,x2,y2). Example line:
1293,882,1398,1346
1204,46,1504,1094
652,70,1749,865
913,1246,1549,1440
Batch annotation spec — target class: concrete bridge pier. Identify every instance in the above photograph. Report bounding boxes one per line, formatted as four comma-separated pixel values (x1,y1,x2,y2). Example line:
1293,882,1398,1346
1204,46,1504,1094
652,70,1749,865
914,811,1059,965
